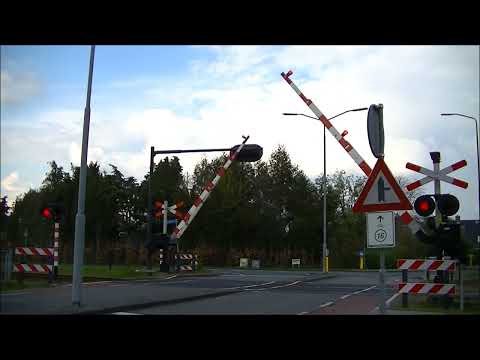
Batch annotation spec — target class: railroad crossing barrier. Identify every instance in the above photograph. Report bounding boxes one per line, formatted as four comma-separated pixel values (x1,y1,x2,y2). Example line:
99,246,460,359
13,246,56,283
396,258,457,308
158,250,198,272
175,253,198,272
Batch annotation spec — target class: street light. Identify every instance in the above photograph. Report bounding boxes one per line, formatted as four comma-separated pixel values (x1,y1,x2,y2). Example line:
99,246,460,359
440,113,479,221
72,45,95,309
283,107,368,273
441,112,480,285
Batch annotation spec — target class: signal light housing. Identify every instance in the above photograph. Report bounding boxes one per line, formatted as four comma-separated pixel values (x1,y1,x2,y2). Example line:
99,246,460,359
40,203,63,222
414,195,435,217
230,144,263,163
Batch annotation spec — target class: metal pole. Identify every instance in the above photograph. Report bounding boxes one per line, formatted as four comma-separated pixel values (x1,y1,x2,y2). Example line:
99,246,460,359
460,263,464,312
72,45,95,309
323,124,327,272
379,249,386,314
147,146,154,275
163,200,168,234
402,269,408,307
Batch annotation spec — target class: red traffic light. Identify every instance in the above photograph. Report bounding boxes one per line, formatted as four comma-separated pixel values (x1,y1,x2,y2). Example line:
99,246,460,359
414,195,435,217
41,207,53,219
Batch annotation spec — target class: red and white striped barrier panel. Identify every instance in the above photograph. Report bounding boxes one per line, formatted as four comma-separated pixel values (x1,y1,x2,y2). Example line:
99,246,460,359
280,70,424,237
15,247,54,256
406,160,468,191
398,282,455,295
397,259,456,272
13,264,53,273
171,135,250,240
178,265,193,271
175,254,194,260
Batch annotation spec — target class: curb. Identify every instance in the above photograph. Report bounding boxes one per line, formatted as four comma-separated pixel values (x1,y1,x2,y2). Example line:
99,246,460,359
76,289,243,315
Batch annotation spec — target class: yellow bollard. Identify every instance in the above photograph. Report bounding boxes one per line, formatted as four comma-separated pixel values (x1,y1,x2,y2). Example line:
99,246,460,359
325,256,329,272
468,254,473,267
360,256,364,270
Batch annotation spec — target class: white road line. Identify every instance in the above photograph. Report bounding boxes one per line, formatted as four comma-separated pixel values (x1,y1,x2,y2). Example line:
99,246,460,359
340,294,351,300
320,301,334,308
353,285,377,295
165,275,177,280
84,281,113,286
221,281,276,290
268,280,301,289
1,292,32,296
111,312,143,315
386,292,401,306
297,311,309,315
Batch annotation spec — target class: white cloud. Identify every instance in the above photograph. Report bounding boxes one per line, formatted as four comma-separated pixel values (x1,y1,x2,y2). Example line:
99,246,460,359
1,70,42,105
1,45,479,220
1,172,32,205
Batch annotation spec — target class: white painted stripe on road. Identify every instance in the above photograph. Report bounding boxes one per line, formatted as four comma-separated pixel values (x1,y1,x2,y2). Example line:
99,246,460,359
340,294,351,300
165,275,177,280
268,280,301,289
386,292,401,306
353,285,376,295
297,311,309,315
1,292,32,296
85,281,113,286
222,281,276,290
320,301,334,308
111,312,143,315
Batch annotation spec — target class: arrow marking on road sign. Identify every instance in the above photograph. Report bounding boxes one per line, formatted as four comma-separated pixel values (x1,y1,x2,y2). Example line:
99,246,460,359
353,158,412,212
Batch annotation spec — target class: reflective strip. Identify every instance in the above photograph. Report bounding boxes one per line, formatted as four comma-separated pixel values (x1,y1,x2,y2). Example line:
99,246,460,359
54,223,59,230
13,264,53,273
397,259,456,271
398,283,455,295
440,159,467,174
438,174,468,188
405,162,436,178
406,177,433,191
15,247,54,256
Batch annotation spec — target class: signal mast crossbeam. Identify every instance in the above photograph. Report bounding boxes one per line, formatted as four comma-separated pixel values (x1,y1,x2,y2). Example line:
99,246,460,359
406,160,468,191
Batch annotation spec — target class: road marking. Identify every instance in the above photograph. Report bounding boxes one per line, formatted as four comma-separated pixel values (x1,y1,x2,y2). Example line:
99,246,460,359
221,281,276,290
386,292,401,305
111,312,143,315
1,292,32,296
268,280,301,289
320,301,334,308
84,281,113,286
165,275,177,280
297,311,309,315
340,294,351,300
352,285,377,295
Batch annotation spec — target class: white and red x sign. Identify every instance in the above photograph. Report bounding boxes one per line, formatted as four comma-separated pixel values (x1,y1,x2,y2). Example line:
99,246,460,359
405,160,468,191
154,201,185,219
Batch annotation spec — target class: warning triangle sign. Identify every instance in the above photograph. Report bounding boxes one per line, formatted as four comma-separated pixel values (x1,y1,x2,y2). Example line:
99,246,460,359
352,158,412,213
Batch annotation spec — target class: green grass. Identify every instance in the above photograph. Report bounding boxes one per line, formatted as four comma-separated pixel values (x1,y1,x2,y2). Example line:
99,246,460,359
392,298,480,314
1,279,52,292
58,264,151,279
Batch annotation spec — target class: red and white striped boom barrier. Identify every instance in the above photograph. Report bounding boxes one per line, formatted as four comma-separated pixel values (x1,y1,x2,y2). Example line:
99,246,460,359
280,70,423,236
171,135,250,241
405,160,468,191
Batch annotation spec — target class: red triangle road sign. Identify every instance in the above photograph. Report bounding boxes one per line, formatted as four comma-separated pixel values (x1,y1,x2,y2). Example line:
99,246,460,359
353,158,412,213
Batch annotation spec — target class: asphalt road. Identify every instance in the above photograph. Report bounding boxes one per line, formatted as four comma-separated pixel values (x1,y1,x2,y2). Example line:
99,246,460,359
1,269,426,315
111,269,426,315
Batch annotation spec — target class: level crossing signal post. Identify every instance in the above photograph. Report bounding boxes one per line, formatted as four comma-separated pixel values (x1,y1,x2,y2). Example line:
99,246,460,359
146,139,263,274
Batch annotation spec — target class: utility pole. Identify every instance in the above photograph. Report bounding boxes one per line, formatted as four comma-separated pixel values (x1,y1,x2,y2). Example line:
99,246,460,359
72,45,95,309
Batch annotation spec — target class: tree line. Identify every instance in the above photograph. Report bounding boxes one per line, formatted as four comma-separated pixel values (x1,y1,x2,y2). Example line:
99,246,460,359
1,145,430,268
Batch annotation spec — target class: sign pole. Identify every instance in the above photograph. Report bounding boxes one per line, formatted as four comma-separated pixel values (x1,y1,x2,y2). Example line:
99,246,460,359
379,249,386,314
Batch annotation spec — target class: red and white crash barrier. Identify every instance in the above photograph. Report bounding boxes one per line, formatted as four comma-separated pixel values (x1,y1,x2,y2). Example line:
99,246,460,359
54,223,60,267
397,259,456,272
175,254,194,260
13,263,53,273
171,135,250,240
15,247,54,256
178,265,193,271
398,282,455,295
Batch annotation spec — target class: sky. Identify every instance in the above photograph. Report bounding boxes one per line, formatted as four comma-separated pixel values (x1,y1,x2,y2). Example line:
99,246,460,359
1,45,479,220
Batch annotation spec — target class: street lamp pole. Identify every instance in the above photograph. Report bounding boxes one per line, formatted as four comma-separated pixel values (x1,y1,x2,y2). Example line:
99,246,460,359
283,107,368,273
72,45,95,308
441,113,480,286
